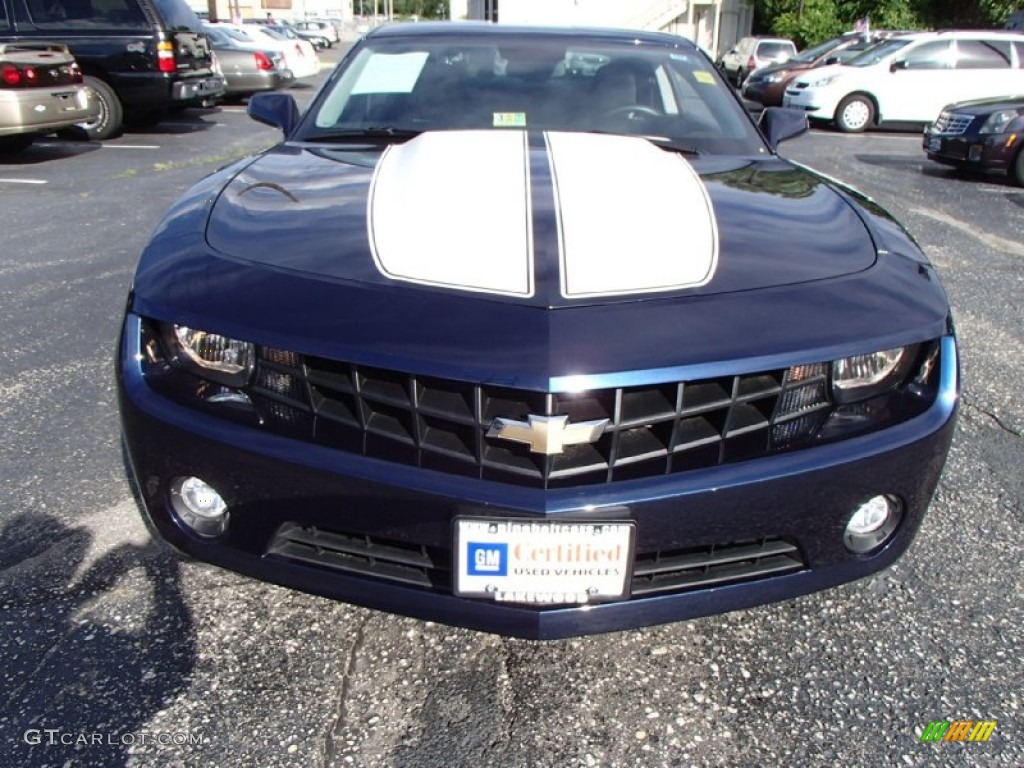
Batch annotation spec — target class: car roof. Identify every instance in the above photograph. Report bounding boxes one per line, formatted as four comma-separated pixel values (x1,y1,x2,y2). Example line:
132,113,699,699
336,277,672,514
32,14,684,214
892,29,1024,41
366,21,700,49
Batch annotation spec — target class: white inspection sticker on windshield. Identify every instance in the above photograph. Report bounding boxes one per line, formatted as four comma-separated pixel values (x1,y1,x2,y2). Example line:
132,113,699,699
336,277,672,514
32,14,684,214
351,51,429,95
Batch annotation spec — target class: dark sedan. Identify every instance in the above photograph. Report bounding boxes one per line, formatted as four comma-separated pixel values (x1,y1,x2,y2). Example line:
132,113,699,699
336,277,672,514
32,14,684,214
118,23,958,639
205,26,294,100
923,96,1024,185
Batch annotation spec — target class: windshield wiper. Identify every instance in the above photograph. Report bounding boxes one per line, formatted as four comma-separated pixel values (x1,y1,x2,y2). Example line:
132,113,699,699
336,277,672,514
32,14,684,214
312,127,423,142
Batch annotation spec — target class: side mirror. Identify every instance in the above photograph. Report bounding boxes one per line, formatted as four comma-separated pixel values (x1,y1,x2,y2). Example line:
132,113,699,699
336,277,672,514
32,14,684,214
247,92,301,135
823,55,839,65
759,106,809,150
743,98,765,118
890,59,908,72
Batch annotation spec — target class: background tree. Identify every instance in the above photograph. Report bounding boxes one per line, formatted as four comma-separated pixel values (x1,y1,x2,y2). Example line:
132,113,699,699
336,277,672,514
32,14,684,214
753,0,1016,47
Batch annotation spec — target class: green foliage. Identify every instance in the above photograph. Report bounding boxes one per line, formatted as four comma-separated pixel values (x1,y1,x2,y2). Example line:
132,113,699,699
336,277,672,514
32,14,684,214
753,0,1016,47
772,0,844,48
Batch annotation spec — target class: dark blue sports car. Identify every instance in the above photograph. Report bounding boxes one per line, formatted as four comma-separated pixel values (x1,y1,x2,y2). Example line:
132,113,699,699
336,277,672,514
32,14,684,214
117,23,958,639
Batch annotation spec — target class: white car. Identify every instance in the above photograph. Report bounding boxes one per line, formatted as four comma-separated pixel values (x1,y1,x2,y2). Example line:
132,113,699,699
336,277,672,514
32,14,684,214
783,30,1024,132
209,23,320,80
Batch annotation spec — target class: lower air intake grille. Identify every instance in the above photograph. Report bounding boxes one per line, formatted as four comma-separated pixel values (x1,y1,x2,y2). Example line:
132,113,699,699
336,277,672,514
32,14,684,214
267,524,805,601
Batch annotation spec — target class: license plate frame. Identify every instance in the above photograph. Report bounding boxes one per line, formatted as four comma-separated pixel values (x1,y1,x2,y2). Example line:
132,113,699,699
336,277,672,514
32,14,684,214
453,517,635,605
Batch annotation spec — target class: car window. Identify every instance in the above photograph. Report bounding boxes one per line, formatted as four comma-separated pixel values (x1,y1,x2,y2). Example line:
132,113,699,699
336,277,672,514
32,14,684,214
0,1,8,29
305,37,766,156
899,40,952,69
757,41,794,58
151,0,203,31
953,39,1013,69
24,0,148,28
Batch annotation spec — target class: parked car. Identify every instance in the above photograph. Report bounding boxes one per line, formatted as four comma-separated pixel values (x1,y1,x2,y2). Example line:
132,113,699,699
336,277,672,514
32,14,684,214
0,0,224,139
743,30,908,107
118,22,958,640
212,23,319,80
718,36,797,87
783,30,1024,132
296,20,340,44
203,26,293,100
0,41,98,151
293,20,337,48
923,96,1024,185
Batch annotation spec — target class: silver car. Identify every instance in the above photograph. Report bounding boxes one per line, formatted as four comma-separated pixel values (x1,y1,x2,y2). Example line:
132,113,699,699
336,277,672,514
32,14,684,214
0,42,98,151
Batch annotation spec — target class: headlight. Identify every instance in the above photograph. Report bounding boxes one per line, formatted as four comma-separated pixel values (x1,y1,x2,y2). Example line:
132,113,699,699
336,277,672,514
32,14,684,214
979,109,1018,135
167,324,254,386
807,74,841,88
831,347,909,403
765,71,788,83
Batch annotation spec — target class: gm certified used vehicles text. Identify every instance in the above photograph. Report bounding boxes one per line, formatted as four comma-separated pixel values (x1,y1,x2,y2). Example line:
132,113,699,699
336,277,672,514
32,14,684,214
924,96,1024,185
784,30,1024,132
0,0,224,138
0,41,97,150
118,23,959,639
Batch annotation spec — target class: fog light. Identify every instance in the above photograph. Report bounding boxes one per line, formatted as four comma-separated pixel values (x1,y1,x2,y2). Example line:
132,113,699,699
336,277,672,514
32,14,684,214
844,494,901,553
170,476,229,538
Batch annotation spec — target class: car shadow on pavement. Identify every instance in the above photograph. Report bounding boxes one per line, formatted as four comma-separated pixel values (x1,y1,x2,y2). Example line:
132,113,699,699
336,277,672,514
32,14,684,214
0,509,197,764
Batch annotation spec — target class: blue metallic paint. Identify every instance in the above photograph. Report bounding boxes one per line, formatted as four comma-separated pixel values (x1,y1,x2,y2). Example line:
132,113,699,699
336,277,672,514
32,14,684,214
117,24,960,637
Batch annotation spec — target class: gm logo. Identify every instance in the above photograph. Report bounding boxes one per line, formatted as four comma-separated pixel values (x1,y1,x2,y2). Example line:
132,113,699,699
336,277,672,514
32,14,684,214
467,542,507,576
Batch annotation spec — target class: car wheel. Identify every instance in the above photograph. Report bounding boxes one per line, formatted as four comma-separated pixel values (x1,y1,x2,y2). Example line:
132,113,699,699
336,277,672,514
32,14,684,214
76,76,123,140
0,134,34,153
1012,146,1024,187
835,94,874,133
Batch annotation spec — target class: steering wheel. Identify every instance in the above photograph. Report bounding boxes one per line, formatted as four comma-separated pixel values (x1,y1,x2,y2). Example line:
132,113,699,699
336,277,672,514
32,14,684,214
601,105,662,121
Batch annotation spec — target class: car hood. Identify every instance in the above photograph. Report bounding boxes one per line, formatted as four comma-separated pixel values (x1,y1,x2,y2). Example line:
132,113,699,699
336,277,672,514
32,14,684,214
203,131,876,309
944,96,1024,115
750,60,811,78
791,63,849,85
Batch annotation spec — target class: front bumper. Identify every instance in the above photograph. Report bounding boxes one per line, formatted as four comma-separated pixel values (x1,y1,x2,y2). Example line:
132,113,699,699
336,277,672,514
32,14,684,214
782,87,835,119
0,85,98,135
742,79,786,107
118,313,959,639
923,128,1019,173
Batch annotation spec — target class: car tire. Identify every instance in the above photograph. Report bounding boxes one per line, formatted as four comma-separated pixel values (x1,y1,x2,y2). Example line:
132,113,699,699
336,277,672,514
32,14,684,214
1012,146,1024,187
0,134,34,153
76,76,123,140
835,94,874,133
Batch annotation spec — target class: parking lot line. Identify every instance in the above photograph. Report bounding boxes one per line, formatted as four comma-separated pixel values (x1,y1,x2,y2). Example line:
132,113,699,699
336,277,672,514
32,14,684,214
103,144,161,150
0,178,47,184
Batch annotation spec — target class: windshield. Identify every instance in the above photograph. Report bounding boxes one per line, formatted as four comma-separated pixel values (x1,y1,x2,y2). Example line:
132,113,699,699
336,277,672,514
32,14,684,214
845,38,911,67
300,34,767,155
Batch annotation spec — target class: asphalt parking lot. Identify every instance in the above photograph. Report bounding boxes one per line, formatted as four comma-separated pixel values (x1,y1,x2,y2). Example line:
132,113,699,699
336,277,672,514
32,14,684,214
1,45,1022,767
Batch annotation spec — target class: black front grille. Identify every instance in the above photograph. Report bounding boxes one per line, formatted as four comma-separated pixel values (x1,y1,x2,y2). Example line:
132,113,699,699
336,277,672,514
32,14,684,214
249,351,831,488
266,524,805,601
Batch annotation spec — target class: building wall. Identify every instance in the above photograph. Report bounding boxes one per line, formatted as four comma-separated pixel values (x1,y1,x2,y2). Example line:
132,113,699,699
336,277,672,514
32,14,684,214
452,0,751,56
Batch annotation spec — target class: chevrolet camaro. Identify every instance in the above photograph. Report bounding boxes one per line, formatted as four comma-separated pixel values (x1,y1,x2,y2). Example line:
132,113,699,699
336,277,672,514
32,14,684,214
117,23,959,639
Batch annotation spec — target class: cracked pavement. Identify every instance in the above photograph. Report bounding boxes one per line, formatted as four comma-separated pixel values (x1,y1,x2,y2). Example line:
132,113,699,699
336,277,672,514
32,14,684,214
1,53,1022,766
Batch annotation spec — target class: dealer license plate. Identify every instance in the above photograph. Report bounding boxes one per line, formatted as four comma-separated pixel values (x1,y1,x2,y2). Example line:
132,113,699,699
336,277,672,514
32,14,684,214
454,518,635,605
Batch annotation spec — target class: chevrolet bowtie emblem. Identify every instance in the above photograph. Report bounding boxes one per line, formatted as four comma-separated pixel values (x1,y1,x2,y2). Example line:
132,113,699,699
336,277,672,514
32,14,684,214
487,414,609,455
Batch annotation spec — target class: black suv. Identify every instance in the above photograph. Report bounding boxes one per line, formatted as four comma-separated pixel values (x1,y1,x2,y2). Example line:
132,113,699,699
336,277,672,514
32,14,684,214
0,0,224,138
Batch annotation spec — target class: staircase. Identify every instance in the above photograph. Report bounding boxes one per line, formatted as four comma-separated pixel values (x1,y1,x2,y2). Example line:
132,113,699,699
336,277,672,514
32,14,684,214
625,0,689,32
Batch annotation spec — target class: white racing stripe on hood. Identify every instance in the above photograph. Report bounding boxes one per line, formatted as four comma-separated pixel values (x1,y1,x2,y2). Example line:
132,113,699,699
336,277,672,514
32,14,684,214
546,131,718,298
368,130,534,296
